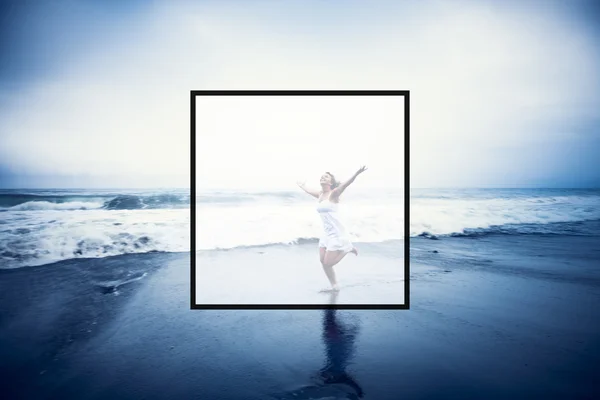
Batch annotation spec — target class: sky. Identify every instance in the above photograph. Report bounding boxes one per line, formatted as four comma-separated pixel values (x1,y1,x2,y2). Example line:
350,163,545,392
0,0,599,189
195,95,404,190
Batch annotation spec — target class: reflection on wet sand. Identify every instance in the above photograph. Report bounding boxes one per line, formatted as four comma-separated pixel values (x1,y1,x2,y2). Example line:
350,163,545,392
273,292,364,399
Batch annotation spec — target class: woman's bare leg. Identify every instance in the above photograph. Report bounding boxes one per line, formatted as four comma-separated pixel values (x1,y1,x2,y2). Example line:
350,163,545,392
323,250,351,290
319,247,338,289
321,264,338,290
325,250,351,268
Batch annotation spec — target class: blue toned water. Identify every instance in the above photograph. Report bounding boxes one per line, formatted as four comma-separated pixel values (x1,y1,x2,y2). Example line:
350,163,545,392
0,188,599,268
1,189,599,398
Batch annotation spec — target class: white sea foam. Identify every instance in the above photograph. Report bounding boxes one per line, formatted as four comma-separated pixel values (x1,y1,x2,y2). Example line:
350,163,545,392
0,209,190,269
7,201,105,211
409,195,600,236
1,189,599,268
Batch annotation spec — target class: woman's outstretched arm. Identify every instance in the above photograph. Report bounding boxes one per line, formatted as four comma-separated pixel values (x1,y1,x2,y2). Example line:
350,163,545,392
297,180,320,198
331,166,368,199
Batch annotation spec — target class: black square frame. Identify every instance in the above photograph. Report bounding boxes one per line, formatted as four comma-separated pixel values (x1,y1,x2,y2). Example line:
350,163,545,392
191,90,410,310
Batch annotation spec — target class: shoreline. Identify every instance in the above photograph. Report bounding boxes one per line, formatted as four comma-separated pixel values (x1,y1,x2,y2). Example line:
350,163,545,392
0,234,598,399
195,241,405,305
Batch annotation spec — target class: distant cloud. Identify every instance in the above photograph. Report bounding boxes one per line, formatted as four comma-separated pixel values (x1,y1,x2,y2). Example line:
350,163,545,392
0,0,598,188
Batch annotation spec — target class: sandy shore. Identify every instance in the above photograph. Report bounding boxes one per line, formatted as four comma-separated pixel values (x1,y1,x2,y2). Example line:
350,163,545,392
1,234,599,399
195,241,405,305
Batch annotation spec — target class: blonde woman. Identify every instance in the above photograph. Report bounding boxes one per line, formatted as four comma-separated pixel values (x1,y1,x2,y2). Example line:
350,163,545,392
297,166,368,290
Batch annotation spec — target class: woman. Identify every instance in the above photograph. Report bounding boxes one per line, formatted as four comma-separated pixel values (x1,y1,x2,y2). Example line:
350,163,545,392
297,166,368,291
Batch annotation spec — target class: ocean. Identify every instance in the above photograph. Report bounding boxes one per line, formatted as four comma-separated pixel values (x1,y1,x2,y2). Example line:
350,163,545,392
1,187,599,398
1,188,599,269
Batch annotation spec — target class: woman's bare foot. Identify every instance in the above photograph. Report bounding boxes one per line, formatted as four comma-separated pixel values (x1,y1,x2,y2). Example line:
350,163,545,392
350,247,358,256
319,285,340,293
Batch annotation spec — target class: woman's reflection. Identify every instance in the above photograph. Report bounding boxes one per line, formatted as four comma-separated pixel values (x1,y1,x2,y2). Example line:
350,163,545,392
273,292,364,399
317,291,364,398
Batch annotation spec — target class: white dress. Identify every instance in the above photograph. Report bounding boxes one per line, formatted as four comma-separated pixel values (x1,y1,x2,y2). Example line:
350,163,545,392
317,199,353,252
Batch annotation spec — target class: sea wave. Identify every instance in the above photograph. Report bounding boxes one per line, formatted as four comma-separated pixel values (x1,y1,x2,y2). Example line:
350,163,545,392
102,194,189,210
1,190,599,268
0,190,323,211
0,193,109,208
0,209,190,269
409,195,600,237
0,193,191,211
8,201,105,211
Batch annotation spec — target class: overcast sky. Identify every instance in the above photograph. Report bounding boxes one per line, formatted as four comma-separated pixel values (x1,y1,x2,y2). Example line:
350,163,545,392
0,0,599,188
195,95,404,190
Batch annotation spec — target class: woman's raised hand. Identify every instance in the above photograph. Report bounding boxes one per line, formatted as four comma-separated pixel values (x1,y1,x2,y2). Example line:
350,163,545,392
356,165,368,175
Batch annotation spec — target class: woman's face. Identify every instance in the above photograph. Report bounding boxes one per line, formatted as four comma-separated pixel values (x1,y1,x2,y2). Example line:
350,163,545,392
320,173,333,186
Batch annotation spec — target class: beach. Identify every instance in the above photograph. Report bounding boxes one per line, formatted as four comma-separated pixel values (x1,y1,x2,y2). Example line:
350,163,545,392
1,229,599,399
195,240,405,306
2,0,600,396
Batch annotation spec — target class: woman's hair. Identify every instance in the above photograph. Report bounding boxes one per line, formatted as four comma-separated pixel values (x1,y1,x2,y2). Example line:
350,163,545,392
326,172,339,189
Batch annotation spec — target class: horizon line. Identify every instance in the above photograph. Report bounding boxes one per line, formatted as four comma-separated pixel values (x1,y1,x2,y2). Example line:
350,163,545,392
1,186,600,191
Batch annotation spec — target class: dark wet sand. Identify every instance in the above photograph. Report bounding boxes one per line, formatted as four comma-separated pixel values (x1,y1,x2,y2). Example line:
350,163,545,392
1,234,599,399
